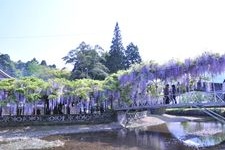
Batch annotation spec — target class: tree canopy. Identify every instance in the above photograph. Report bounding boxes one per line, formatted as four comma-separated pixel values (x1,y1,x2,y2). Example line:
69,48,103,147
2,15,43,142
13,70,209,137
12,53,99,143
0,53,69,80
124,42,142,69
63,42,109,80
106,22,126,73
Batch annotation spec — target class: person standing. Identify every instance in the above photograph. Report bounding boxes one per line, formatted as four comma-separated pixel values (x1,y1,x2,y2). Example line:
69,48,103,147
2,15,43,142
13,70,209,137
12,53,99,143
164,84,170,104
222,79,225,101
176,82,181,103
171,84,177,104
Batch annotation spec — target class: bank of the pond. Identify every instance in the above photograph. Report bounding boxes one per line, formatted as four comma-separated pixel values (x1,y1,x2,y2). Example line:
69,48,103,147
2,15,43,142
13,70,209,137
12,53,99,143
0,114,203,138
126,114,203,130
0,122,122,139
0,122,122,150
0,114,207,150
165,108,225,117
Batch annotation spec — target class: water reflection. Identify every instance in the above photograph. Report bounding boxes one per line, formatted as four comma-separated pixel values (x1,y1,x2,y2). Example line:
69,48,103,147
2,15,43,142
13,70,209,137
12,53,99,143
44,127,196,150
43,121,225,150
1,120,225,149
167,121,225,147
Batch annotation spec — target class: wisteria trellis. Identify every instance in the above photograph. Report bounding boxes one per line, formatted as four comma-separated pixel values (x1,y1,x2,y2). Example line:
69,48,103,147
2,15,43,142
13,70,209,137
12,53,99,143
117,52,225,106
0,52,225,116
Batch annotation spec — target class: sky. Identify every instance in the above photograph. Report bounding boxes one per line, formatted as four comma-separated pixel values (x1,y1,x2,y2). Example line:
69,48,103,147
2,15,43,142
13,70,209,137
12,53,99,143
1,0,225,70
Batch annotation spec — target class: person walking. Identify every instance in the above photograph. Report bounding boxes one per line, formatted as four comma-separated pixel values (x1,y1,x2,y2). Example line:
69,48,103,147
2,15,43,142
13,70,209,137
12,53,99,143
171,84,177,104
176,82,181,103
222,79,225,101
164,84,170,104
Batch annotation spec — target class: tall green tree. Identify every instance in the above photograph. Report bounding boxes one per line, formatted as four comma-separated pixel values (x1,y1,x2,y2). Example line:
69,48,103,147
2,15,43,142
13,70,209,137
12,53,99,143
106,22,126,73
40,60,47,66
124,42,142,69
63,42,109,80
25,58,40,76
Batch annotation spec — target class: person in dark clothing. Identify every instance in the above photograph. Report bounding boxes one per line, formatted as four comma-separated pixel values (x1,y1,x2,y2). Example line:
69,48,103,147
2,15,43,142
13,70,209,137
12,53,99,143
0,106,2,116
100,103,104,114
58,103,63,114
37,109,41,115
66,105,70,114
223,79,225,101
171,84,177,104
164,84,170,104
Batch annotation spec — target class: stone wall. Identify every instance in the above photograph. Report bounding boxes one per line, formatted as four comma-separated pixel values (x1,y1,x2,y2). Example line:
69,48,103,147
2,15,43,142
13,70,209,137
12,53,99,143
117,110,150,127
0,111,117,127
126,111,149,123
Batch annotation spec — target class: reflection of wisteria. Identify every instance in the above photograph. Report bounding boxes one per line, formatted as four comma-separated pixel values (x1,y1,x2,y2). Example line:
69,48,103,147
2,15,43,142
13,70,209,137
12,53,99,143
134,129,166,149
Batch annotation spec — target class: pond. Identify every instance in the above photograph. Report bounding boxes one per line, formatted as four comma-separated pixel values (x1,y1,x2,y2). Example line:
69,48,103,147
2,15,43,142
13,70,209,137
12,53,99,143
42,120,225,150
1,119,225,150
167,121,225,148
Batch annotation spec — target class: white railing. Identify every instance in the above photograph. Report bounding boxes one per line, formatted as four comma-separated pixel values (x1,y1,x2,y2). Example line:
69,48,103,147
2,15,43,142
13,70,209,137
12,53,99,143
115,90,225,110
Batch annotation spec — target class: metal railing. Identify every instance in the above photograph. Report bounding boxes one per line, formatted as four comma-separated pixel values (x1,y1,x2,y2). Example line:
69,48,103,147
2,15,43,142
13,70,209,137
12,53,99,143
193,104,225,124
115,90,225,110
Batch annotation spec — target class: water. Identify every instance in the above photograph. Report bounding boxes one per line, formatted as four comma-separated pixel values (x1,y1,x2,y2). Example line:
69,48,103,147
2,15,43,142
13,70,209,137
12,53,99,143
1,120,225,150
42,121,225,150
43,129,193,150
167,121,225,148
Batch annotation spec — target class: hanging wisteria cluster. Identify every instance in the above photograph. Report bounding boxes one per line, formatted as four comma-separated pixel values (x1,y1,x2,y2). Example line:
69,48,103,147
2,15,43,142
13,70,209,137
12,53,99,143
0,77,109,116
120,52,225,84
117,52,225,105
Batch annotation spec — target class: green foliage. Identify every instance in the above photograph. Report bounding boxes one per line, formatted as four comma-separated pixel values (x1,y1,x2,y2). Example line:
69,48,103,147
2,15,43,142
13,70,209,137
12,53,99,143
120,85,132,104
40,60,47,66
103,73,119,91
147,84,158,96
0,79,17,104
179,91,215,103
16,77,48,102
17,58,69,80
0,53,68,80
33,66,71,80
68,79,104,100
0,78,15,91
25,59,41,76
124,42,142,69
0,77,48,103
63,42,109,80
106,22,126,73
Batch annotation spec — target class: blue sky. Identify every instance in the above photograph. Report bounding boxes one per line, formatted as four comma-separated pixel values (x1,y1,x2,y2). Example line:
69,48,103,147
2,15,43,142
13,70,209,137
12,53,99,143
1,0,225,70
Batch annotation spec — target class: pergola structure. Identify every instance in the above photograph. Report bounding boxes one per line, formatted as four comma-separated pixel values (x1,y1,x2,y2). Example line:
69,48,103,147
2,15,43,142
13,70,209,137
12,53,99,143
0,52,225,116
117,52,225,106
0,69,12,80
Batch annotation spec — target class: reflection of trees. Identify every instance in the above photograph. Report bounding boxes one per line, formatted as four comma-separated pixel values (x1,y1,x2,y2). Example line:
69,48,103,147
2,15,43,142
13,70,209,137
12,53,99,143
187,134,225,147
180,121,225,147
134,129,166,150
117,128,168,149
194,122,204,132
181,122,204,133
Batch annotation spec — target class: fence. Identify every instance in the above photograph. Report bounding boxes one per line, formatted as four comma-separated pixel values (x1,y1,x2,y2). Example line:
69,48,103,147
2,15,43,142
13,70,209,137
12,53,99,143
0,111,116,127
